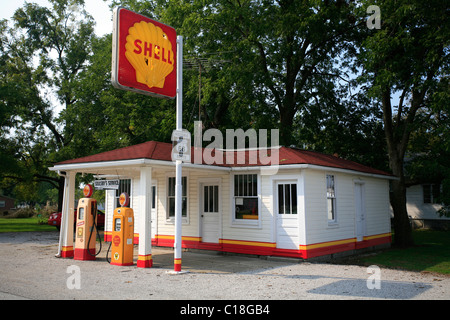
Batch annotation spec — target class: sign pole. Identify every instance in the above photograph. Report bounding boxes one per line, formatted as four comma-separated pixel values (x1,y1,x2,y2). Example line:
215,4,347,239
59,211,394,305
173,35,183,273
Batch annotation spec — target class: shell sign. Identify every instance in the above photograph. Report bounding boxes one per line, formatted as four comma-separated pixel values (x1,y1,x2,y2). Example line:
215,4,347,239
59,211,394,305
112,7,177,99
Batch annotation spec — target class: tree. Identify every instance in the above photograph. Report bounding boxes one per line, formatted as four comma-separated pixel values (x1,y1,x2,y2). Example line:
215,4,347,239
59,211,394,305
115,0,361,145
356,0,449,246
0,0,96,209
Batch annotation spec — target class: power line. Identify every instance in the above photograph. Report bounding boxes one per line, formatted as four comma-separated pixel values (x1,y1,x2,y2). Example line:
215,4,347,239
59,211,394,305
182,53,232,125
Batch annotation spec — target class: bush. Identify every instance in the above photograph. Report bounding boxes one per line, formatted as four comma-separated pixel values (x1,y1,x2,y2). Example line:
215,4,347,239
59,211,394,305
38,205,57,219
6,208,36,219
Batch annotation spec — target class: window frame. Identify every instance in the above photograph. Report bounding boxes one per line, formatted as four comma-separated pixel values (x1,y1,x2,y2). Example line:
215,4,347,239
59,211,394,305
423,183,440,204
326,174,337,224
166,175,188,223
277,182,298,215
204,185,219,213
231,173,261,227
115,178,132,208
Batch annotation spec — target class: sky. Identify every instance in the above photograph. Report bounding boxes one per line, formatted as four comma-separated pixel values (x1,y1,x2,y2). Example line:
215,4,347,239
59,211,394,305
1,0,113,36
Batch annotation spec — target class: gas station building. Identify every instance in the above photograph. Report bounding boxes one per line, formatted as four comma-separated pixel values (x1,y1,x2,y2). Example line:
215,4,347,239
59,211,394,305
50,140,393,268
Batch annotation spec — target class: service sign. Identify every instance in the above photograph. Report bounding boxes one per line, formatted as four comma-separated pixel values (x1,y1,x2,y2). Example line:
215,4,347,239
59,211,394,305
112,7,177,99
94,179,120,190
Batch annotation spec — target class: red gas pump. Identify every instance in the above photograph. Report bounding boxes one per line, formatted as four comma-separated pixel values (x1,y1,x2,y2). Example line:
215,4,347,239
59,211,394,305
74,184,102,261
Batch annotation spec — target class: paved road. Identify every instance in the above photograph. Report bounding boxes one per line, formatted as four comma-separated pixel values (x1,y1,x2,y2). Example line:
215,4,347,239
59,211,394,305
0,231,448,303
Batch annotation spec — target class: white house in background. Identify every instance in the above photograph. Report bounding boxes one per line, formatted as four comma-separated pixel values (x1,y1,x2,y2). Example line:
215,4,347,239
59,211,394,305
50,140,394,265
403,183,449,229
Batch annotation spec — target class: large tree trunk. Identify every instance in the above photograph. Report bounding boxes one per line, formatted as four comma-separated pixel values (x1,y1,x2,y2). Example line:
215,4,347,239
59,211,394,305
389,160,414,247
279,109,296,147
382,89,414,247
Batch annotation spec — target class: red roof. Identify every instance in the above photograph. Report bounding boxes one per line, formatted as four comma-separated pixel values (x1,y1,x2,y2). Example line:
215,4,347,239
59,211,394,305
56,140,391,176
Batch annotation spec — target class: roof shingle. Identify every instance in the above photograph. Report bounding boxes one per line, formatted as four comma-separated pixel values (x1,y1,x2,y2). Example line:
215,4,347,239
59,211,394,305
56,140,391,176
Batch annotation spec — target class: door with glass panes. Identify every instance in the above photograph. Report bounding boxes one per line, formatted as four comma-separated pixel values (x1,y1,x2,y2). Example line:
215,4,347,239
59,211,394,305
200,183,220,243
275,181,299,249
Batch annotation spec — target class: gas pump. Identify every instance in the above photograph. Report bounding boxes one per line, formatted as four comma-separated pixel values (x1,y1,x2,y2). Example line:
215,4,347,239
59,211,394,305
74,184,101,261
110,192,134,266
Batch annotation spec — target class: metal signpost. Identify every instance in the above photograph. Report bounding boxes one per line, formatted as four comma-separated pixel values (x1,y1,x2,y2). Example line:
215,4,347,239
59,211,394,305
173,35,185,273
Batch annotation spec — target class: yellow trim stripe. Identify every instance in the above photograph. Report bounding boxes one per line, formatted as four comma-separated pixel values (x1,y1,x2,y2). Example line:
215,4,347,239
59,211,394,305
299,238,355,250
299,233,391,250
220,239,276,248
155,235,201,242
363,233,391,241
61,246,73,252
138,254,152,261
174,259,182,264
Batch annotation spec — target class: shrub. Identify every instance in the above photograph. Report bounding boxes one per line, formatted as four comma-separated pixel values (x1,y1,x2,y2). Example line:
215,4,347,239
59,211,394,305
6,208,36,219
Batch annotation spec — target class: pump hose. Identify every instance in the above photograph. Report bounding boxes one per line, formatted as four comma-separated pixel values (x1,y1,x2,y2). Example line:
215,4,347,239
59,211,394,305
87,210,102,257
106,241,112,264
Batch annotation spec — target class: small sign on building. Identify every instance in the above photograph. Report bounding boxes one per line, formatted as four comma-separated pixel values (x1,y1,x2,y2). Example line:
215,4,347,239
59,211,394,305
94,179,120,190
171,129,191,162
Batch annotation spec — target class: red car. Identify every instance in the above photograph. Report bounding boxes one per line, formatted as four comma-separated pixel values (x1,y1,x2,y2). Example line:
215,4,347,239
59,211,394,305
48,210,105,230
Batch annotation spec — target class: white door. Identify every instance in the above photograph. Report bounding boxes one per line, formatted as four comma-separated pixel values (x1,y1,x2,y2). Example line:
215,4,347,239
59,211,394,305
201,184,220,243
355,182,366,241
151,184,157,238
275,181,299,250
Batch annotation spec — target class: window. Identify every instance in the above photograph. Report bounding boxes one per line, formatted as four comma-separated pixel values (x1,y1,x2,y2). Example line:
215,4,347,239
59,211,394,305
78,207,84,221
0,201,5,208
326,175,336,222
278,183,297,214
234,174,259,220
423,184,440,204
167,176,187,218
115,179,131,207
204,185,219,213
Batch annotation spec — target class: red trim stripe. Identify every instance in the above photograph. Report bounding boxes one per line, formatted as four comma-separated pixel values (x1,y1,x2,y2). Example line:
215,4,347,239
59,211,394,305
73,248,96,261
174,258,182,272
137,254,153,268
104,232,391,259
61,246,74,258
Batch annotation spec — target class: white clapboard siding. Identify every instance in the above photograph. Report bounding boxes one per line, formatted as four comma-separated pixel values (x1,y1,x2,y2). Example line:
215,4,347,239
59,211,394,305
104,190,115,234
365,177,391,235
402,185,447,220
130,177,139,236
304,171,354,244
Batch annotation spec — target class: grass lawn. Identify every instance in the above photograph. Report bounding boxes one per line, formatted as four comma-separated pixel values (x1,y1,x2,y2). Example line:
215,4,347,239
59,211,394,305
0,217,57,233
355,230,450,275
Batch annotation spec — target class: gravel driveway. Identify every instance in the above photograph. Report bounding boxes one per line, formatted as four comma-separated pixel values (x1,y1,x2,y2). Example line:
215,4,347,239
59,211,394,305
0,231,448,303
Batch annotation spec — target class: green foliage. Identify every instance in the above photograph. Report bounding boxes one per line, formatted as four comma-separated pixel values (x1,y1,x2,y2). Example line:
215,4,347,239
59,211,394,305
354,0,449,245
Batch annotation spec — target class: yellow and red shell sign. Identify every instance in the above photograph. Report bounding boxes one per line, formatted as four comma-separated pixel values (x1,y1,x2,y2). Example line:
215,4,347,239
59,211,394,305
112,7,177,99
119,192,130,207
83,184,93,198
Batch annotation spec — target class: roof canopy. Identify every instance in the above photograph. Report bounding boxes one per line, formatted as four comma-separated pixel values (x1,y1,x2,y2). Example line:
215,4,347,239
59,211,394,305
52,141,392,178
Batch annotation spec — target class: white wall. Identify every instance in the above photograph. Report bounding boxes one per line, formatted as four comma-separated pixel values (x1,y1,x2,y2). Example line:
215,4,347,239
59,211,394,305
365,177,391,235
303,170,391,245
122,166,391,248
403,185,448,220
